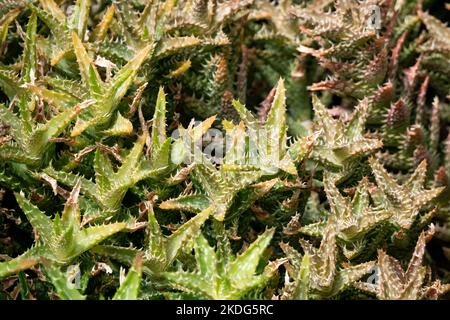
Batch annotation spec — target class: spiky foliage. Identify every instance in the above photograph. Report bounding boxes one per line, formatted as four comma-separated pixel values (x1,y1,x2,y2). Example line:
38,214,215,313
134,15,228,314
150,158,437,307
309,95,383,171
299,173,391,259
0,0,449,301
0,13,90,167
92,205,212,277
160,79,312,221
281,218,375,299
43,252,143,300
368,157,444,230
295,0,388,99
40,87,174,221
355,225,450,300
418,11,450,95
164,227,278,300
0,181,126,278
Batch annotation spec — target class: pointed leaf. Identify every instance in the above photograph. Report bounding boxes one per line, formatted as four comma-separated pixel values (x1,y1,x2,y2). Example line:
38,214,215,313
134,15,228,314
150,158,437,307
113,254,143,300
227,228,275,285
265,78,287,156
22,12,37,84
61,179,82,230
193,234,218,278
159,193,210,213
291,254,311,300
72,31,103,94
15,192,55,244
69,0,91,39
0,250,40,278
42,263,86,300
165,206,212,264
102,112,133,137
29,100,93,157
74,223,126,255
103,44,153,108
91,4,115,42
152,86,167,150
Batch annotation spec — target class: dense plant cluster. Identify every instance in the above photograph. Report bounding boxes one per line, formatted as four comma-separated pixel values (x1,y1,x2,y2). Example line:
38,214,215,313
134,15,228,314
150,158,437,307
0,0,449,300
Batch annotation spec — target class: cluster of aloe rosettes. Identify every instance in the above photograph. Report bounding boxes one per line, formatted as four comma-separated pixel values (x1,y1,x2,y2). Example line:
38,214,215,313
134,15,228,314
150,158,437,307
0,0,449,300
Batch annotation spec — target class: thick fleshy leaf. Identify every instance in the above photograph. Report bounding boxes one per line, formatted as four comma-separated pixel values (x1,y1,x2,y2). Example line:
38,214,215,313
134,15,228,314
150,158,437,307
22,12,37,84
29,100,91,158
73,223,126,255
165,224,277,300
227,228,274,284
15,192,55,244
102,112,133,136
69,0,91,39
159,193,210,213
91,4,115,41
265,79,287,157
113,254,143,300
152,86,167,150
0,249,40,278
42,263,86,300
72,31,103,95
165,206,212,264
369,157,444,229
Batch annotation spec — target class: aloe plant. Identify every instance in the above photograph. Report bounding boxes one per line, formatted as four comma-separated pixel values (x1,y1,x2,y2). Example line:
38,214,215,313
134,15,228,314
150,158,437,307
0,13,90,167
368,157,444,230
0,0,449,301
354,225,450,299
281,218,375,299
160,79,312,221
0,180,126,278
43,252,144,300
164,227,278,300
92,205,212,277
299,173,391,259
40,87,174,220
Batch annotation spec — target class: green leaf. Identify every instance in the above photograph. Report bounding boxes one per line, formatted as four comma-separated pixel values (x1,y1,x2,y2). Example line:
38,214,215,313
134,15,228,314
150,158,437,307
14,192,55,244
152,86,167,150
102,112,133,137
0,9,20,49
22,11,37,84
159,193,210,213
39,0,66,23
265,78,287,156
164,225,278,300
42,263,86,300
103,44,153,108
165,206,212,264
0,103,24,145
71,31,103,95
42,166,97,199
113,254,143,300
60,179,82,230
227,228,275,284
194,234,218,278
0,250,40,279
74,223,126,254
94,150,114,197
69,0,91,39
24,84,81,111
291,254,311,300
0,64,22,100
29,100,90,157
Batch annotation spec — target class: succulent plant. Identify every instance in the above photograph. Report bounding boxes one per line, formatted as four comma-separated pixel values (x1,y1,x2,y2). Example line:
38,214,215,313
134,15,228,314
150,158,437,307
164,227,278,300
281,217,375,299
0,180,126,278
0,0,449,301
354,225,450,300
